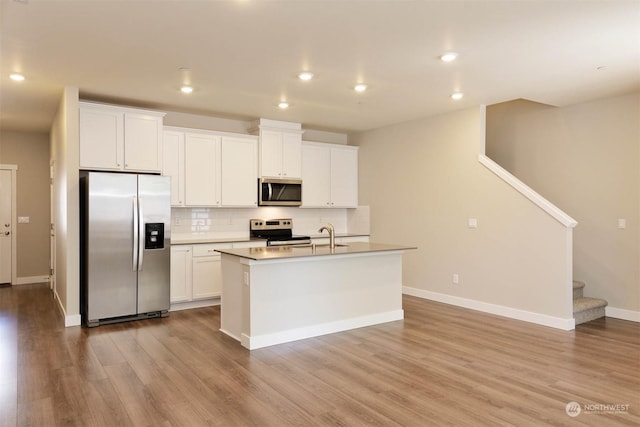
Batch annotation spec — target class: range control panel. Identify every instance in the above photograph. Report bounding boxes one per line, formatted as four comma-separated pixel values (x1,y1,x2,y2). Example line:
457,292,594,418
250,218,293,232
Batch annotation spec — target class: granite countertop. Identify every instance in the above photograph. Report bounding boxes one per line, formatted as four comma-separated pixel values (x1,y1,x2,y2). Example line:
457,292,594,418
171,235,252,245
216,242,416,261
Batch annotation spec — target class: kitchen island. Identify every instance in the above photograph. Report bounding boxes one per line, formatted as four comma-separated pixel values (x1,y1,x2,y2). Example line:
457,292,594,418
217,242,415,350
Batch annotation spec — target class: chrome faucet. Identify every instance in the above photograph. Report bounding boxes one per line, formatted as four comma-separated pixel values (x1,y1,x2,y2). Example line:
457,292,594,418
318,223,336,249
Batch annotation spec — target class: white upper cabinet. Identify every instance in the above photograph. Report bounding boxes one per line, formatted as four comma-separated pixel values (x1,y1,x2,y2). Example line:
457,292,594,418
184,132,221,207
329,146,359,207
162,131,185,206
302,142,358,208
79,102,164,172
251,119,303,179
221,135,258,207
162,127,257,208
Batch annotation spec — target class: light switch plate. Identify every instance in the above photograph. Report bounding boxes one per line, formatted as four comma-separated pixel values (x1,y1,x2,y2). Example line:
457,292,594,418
18,216,30,224
468,218,478,229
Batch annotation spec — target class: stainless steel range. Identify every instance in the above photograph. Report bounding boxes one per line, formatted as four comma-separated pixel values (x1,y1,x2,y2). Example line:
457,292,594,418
250,218,311,246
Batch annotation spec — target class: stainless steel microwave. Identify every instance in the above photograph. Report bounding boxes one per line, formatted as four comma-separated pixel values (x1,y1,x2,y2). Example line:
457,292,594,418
258,178,302,206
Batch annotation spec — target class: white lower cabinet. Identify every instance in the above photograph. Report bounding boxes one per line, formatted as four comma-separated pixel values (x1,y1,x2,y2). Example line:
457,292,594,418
170,243,232,305
192,244,225,299
170,245,192,303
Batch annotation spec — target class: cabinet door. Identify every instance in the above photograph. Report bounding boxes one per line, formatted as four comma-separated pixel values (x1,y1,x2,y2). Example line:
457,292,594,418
302,143,331,207
79,107,122,170
162,131,185,206
192,256,221,299
170,246,192,303
259,130,283,178
124,113,162,172
184,133,221,206
330,147,358,208
282,132,302,178
221,136,257,207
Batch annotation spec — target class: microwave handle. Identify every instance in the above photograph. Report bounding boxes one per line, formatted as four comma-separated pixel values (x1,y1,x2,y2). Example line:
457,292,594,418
268,183,273,201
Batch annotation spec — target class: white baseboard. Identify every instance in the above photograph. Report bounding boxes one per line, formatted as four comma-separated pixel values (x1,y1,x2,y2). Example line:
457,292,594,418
53,288,81,327
14,275,50,285
170,298,220,312
403,286,575,331
606,306,640,323
241,309,405,350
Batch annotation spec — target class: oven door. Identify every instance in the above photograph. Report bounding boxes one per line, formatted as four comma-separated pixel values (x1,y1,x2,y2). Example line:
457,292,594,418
258,178,302,206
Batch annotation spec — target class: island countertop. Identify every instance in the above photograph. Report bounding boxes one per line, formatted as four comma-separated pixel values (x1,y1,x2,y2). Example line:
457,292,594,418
215,242,416,261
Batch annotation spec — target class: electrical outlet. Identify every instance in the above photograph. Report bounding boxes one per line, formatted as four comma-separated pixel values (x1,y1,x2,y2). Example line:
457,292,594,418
468,218,477,229
618,218,626,229
452,274,459,284
174,217,181,226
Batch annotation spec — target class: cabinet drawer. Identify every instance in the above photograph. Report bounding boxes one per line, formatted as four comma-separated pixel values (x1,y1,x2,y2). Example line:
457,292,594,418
192,243,232,257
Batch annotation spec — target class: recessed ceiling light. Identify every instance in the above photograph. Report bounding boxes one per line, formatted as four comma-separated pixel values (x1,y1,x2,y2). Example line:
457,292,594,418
180,85,193,94
354,83,368,92
440,52,458,62
278,101,289,109
298,71,314,81
10,73,25,82
451,92,464,100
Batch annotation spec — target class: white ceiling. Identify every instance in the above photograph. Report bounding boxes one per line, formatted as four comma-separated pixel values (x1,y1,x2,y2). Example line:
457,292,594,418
1,0,639,134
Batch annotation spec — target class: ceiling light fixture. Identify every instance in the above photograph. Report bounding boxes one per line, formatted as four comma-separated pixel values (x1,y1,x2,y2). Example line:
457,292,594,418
180,85,193,94
9,73,25,82
298,71,314,81
354,83,368,93
451,92,464,100
440,52,458,62
278,101,289,109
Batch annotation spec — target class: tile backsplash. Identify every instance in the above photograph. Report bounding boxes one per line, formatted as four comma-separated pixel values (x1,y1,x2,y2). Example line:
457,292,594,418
171,206,370,240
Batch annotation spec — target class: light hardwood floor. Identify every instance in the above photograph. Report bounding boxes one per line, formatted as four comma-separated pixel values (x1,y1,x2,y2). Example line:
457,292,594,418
1,283,638,426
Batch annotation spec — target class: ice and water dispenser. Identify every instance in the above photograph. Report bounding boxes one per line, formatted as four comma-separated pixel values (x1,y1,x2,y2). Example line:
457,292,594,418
145,223,165,249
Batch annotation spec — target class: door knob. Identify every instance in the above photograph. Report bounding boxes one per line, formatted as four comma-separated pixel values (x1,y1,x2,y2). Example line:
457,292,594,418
4,223,9,227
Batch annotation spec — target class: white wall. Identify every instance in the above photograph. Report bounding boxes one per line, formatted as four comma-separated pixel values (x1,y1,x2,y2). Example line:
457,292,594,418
351,107,574,327
486,93,640,317
51,87,80,326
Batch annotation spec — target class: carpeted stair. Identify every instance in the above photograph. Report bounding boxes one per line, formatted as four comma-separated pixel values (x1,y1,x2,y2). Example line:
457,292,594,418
573,280,607,325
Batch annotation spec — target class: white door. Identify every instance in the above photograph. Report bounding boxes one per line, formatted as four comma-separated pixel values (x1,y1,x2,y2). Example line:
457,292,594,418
0,170,13,284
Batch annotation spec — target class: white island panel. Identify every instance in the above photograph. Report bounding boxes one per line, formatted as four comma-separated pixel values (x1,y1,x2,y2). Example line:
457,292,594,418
220,247,408,350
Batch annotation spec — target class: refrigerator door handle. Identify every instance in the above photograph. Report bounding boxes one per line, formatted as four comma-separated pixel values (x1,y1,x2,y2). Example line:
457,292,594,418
138,197,145,271
132,196,139,271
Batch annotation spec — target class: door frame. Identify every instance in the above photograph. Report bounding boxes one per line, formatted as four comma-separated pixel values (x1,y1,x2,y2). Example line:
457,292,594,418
50,160,56,291
0,164,18,285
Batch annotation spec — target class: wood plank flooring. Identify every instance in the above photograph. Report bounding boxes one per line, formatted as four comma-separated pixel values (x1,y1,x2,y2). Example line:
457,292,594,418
1,283,638,426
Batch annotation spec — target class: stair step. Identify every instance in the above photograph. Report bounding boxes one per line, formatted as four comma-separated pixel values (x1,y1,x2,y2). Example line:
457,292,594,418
574,297,607,325
573,280,585,300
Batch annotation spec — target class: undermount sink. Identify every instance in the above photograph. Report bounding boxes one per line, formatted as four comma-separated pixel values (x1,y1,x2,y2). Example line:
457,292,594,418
296,243,349,248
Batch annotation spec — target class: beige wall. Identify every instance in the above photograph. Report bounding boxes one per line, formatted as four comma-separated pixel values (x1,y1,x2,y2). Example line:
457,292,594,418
486,93,640,314
51,87,80,325
0,131,50,279
351,107,573,323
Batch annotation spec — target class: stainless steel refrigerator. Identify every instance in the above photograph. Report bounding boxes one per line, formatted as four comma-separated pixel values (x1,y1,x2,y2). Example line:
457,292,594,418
80,172,171,327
